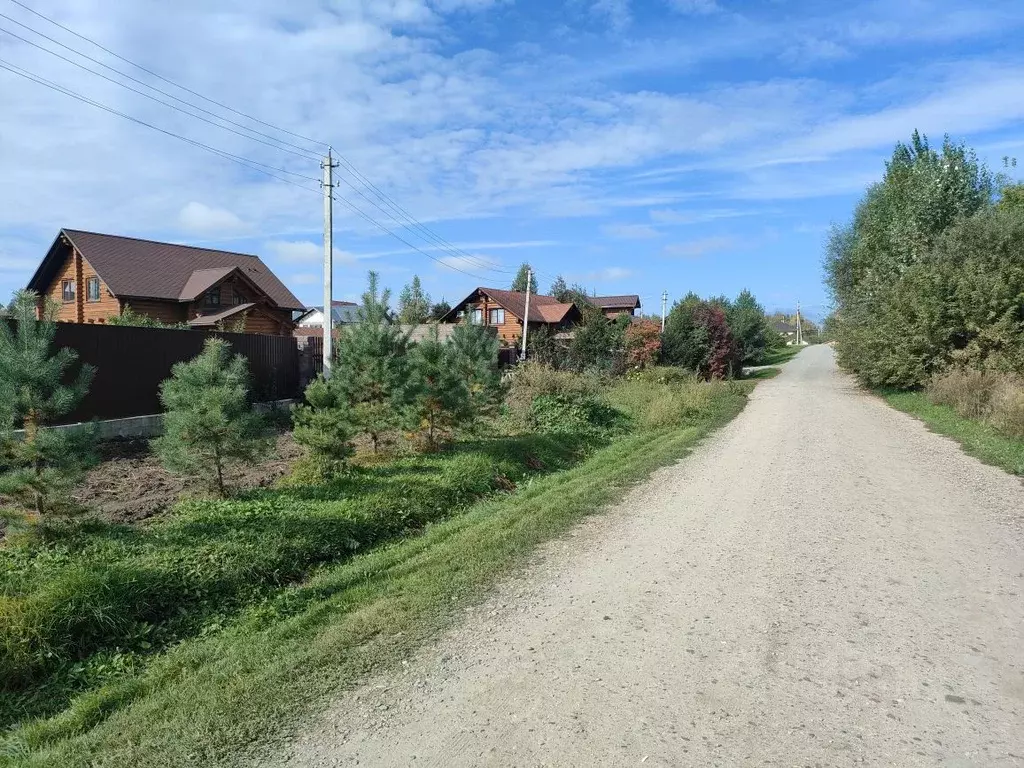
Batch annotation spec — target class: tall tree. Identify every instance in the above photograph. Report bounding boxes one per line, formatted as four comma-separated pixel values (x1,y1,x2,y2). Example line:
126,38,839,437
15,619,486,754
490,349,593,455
397,275,431,325
511,263,539,295
727,290,776,365
824,131,998,386
429,299,452,321
0,291,96,519
335,272,411,453
154,339,270,498
549,275,569,302
662,294,741,379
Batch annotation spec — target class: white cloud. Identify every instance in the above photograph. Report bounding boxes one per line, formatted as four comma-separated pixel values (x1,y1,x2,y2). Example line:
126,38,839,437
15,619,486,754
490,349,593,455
586,266,633,281
178,202,246,235
0,256,39,274
601,223,660,239
288,272,321,286
663,236,738,258
649,208,752,225
264,240,361,264
666,0,720,15
590,0,632,30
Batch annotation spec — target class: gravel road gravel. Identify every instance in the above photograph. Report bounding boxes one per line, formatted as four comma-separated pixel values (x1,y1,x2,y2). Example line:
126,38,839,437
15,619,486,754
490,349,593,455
274,345,1024,767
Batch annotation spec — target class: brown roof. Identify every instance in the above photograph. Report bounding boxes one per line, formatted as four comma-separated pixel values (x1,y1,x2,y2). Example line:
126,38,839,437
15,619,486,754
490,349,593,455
446,287,576,324
187,303,256,327
588,294,641,310
29,229,304,310
178,267,239,301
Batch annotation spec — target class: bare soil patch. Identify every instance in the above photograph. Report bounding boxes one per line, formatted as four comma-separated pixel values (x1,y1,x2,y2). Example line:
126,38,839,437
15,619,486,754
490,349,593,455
71,433,303,524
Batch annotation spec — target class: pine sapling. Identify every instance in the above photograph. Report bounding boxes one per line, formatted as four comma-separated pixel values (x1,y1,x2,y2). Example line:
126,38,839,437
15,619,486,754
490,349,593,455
0,290,96,520
154,338,271,497
335,272,410,453
292,375,355,480
404,325,472,451
448,323,502,427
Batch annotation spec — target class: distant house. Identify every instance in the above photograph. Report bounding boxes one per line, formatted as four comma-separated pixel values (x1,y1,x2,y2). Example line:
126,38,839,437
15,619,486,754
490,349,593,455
773,320,808,347
440,287,581,346
586,294,641,318
295,301,360,332
26,229,303,335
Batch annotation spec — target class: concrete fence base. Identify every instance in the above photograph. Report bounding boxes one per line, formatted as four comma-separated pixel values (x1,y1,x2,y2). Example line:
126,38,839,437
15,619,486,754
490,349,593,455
13,399,297,441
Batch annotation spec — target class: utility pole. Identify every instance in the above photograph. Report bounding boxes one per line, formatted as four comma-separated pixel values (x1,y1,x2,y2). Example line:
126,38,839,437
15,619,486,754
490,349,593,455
321,149,338,378
661,291,668,332
520,268,532,362
796,300,803,346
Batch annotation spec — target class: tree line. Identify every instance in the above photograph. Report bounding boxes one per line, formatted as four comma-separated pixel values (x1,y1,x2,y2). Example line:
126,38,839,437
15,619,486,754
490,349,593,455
825,131,1024,389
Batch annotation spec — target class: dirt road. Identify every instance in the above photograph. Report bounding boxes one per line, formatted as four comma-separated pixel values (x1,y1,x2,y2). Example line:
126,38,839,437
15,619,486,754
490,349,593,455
277,346,1024,767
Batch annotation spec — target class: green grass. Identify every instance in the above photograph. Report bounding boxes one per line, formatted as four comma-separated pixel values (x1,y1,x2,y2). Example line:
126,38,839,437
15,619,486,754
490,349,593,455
0,379,755,767
743,367,782,381
883,390,1024,475
758,346,803,366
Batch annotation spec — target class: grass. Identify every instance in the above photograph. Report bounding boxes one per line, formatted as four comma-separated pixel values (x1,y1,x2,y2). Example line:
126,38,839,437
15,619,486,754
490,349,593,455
758,346,804,366
743,367,781,381
883,390,1024,476
0,377,756,767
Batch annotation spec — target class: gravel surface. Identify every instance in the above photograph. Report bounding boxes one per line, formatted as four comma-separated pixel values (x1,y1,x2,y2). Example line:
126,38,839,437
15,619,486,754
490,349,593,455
273,346,1024,767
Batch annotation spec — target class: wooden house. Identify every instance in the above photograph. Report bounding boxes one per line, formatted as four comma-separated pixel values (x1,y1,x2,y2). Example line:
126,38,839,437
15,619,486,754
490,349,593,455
586,294,641,318
440,287,581,346
26,229,303,335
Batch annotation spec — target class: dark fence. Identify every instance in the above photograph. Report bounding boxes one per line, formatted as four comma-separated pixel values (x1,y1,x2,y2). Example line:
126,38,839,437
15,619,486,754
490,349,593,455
5,321,300,424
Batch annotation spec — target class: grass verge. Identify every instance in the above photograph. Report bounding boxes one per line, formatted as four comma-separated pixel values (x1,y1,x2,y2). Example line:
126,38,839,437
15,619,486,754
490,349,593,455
758,346,803,366
883,390,1024,476
1,381,755,767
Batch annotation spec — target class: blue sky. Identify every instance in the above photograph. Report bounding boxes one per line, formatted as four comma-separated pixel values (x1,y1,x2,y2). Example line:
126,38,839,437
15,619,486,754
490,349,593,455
2,0,1024,320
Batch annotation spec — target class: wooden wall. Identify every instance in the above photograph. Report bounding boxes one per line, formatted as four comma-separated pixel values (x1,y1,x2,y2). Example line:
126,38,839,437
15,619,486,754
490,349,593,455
122,299,188,325
458,296,524,346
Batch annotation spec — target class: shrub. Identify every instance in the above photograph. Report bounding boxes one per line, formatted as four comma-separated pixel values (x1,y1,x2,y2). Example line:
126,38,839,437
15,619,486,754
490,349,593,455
153,339,271,497
504,363,596,430
567,305,628,374
448,323,502,421
0,291,96,520
623,319,661,369
291,376,355,481
662,295,741,379
529,394,621,436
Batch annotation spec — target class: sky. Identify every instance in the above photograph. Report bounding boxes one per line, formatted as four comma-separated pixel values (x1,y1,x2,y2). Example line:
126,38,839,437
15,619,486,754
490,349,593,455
2,0,1024,321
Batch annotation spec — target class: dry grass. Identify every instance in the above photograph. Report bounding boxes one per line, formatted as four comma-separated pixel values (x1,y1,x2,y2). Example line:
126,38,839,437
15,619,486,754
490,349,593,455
927,369,1024,439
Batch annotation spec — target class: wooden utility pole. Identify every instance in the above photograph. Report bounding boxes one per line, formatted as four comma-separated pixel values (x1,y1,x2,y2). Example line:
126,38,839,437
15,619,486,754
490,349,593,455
520,268,532,361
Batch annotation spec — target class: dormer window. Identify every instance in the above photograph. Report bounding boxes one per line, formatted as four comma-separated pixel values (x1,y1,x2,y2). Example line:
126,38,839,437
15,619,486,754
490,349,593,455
204,288,220,307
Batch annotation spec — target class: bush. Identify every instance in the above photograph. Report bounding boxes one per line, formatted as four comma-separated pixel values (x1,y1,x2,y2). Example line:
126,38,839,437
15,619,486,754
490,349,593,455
623,319,661,369
503,363,597,430
991,385,1024,439
662,295,741,379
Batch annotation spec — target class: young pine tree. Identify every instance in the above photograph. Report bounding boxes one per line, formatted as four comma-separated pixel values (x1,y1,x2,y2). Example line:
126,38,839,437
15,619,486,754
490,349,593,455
511,263,539,294
448,323,502,424
404,326,472,451
154,338,270,497
0,291,97,519
291,375,354,480
335,272,411,453
397,275,431,325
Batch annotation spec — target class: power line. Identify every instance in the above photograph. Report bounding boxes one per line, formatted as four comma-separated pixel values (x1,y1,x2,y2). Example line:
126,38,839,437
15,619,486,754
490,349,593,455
0,57,322,190
3,0,520,279
5,0,325,150
0,15,321,161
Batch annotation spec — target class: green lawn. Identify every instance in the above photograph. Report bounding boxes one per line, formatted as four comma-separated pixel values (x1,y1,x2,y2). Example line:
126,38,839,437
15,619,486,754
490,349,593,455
758,346,803,366
1,378,758,768
883,390,1024,476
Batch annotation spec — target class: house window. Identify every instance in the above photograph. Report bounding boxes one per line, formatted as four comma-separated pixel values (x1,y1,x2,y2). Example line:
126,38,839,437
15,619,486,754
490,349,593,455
488,308,505,325
86,277,100,302
469,308,483,325
232,288,245,305
61,279,75,303
204,289,221,307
